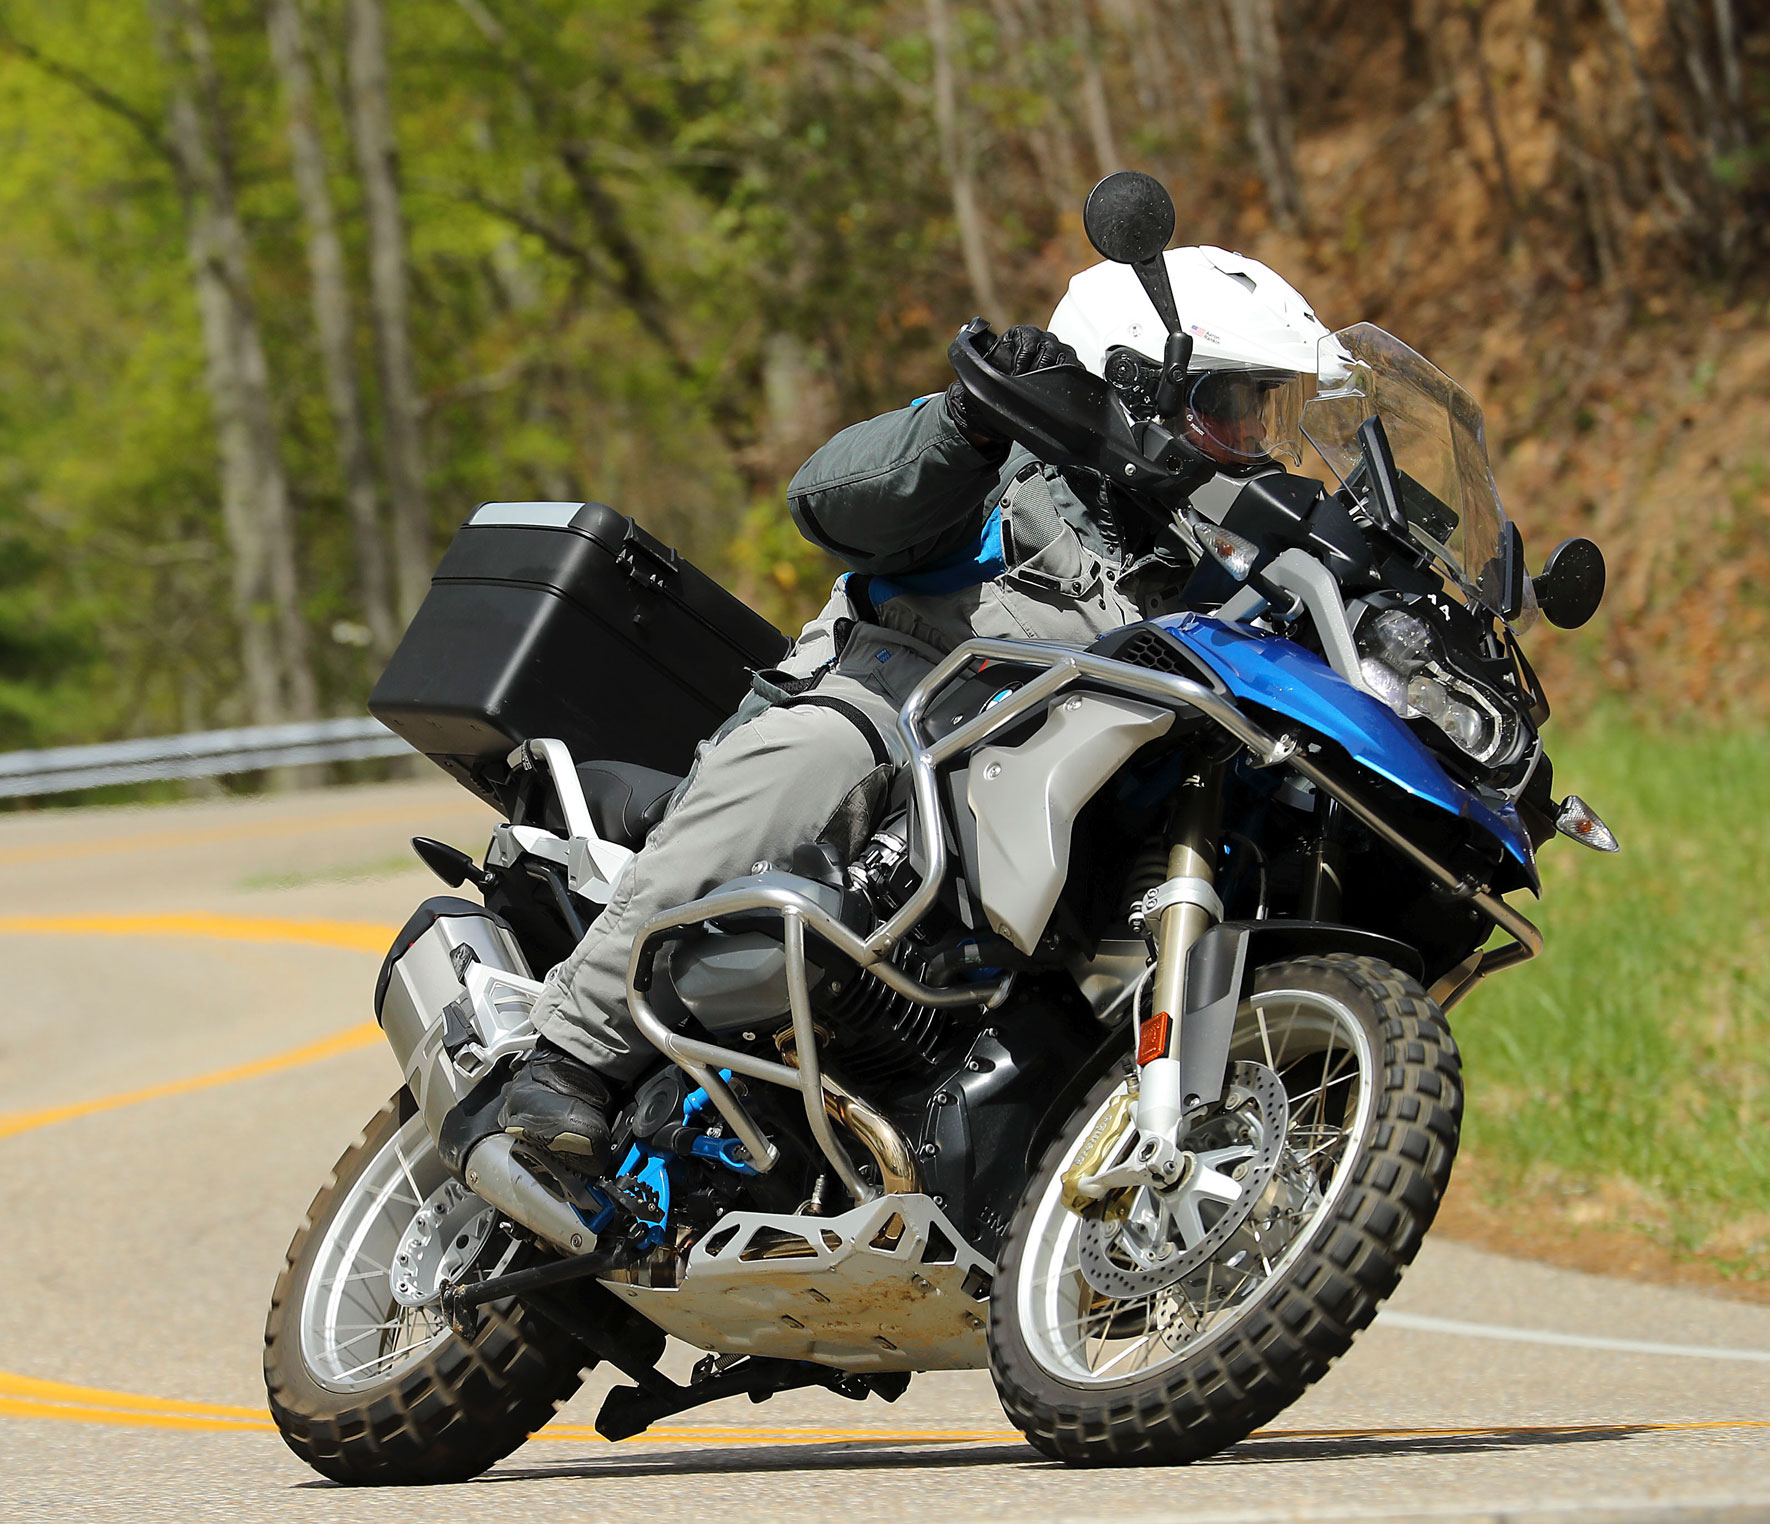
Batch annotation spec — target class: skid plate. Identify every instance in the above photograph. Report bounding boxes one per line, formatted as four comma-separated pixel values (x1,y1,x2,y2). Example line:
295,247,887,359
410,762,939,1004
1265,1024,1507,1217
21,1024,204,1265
602,1194,994,1371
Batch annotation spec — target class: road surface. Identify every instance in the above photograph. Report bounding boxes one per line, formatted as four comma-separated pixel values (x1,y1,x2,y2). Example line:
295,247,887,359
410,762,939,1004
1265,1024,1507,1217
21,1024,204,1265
1,779,1765,1522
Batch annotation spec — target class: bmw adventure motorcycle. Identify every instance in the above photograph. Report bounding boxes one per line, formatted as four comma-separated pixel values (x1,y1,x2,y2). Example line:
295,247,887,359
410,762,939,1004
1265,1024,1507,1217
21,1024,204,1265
263,173,1614,1480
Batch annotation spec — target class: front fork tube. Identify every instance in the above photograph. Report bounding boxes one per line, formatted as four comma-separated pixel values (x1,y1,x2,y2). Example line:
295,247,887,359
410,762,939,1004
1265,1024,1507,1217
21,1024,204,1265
1135,758,1225,1145
1301,798,1345,922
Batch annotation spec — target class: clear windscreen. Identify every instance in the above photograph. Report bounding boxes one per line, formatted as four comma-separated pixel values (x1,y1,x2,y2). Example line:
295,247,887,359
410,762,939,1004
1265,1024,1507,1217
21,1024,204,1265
1302,323,1536,629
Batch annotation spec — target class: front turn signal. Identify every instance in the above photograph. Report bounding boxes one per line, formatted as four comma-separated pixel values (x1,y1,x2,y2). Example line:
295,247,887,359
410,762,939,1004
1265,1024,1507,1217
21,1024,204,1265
1554,794,1619,853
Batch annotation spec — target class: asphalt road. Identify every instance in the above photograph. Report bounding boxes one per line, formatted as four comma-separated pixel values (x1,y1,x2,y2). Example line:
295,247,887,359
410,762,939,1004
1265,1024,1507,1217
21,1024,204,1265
1,778,1766,1524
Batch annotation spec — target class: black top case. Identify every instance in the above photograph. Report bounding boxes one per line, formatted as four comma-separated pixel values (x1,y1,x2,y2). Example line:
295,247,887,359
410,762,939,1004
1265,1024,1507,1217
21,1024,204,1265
370,502,788,812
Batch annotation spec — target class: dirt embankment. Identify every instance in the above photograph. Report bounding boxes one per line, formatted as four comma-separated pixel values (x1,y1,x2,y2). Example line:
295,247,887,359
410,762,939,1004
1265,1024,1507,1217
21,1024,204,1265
1145,0,1770,724
1439,1155,1770,1305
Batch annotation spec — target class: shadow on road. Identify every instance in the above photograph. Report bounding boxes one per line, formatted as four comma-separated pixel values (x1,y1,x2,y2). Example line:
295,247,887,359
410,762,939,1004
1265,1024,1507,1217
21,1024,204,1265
296,1442,1039,1488
293,1424,1648,1489
1215,1424,1650,1466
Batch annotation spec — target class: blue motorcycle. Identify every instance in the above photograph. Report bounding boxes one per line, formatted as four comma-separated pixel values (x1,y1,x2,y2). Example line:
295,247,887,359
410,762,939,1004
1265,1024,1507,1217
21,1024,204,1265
264,173,1614,1479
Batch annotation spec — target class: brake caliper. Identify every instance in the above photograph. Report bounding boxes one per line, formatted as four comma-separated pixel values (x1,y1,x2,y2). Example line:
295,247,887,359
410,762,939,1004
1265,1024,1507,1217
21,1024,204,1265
1060,1086,1137,1214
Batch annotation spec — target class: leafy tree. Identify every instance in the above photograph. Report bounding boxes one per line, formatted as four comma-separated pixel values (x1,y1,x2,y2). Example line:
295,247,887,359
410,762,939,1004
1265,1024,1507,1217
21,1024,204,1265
0,0,1763,753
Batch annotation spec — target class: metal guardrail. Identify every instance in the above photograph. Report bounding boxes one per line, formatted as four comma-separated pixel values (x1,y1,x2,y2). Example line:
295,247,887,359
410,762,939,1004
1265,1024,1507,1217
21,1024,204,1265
0,717,414,799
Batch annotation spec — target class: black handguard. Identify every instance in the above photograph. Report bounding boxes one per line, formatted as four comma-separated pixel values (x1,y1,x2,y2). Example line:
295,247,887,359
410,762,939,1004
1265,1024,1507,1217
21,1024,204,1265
946,323,1081,445
945,318,1214,508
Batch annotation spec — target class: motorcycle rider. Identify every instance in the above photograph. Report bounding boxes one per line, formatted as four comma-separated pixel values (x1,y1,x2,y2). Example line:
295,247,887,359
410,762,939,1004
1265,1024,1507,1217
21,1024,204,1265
500,244,1331,1170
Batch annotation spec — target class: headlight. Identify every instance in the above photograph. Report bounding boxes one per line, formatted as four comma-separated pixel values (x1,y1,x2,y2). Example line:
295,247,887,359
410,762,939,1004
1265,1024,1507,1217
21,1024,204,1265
1360,608,1439,674
1406,675,1490,755
1356,608,1521,766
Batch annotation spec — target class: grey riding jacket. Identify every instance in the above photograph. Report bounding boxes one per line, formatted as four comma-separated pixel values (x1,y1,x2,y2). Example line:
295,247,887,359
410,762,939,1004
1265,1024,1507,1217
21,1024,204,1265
770,394,1181,723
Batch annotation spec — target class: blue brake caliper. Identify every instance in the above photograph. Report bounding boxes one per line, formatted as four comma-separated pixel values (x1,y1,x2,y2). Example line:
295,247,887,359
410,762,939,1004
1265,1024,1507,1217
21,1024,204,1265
591,1071,759,1250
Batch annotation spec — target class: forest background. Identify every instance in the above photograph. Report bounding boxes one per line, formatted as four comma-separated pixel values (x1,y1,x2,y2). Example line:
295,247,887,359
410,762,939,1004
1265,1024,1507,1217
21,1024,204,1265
0,1,1765,1281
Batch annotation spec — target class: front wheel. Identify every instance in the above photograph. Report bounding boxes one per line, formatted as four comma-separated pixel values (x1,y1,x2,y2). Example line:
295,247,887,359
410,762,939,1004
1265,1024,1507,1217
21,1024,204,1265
989,954,1461,1466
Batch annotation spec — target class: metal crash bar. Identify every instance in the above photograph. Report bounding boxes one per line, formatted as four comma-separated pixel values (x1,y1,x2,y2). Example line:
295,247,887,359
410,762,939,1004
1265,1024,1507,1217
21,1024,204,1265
624,635,1542,1190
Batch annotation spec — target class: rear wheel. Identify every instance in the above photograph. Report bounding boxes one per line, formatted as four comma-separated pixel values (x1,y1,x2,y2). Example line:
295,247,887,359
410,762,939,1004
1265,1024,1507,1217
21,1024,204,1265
265,1094,646,1485
989,955,1461,1466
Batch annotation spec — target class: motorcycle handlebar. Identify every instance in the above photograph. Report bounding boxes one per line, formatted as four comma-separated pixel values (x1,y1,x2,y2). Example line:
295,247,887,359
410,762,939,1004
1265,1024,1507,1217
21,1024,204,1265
945,319,1213,505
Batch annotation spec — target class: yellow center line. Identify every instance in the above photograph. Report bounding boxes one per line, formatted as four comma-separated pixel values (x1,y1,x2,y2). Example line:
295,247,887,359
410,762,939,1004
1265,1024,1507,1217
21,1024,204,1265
0,911,396,954
1251,1418,1770,1440
0,913,398,1143
0,1396,277,1434
0,1021,383,1142
2,1363,1764,1447
0,1370,1022,1442
0,1370,267,1418
0,906,407,1437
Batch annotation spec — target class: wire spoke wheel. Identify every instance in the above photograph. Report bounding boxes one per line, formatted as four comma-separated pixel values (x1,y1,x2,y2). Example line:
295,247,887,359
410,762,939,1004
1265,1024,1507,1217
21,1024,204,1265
297,1110,518,1393
1025,992,1370,1383
265,1093,653,1486
989,955,1462,1467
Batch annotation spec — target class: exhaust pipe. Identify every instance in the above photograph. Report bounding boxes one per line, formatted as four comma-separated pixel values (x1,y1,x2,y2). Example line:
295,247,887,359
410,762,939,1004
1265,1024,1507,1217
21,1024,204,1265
377,902,594,1256
776,1035,921,1196
460,1133,597,1257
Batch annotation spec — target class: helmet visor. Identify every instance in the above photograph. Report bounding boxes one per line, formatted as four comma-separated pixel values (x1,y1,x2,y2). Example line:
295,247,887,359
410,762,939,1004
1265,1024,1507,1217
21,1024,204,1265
1170,368,1306,467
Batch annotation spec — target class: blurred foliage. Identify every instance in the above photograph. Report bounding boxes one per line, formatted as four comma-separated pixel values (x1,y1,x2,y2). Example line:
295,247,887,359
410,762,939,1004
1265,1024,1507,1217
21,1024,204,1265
0,0,1763,747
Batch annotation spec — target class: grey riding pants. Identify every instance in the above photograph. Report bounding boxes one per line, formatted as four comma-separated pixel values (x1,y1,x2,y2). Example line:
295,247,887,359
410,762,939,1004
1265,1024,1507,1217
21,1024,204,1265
531,624,934,1083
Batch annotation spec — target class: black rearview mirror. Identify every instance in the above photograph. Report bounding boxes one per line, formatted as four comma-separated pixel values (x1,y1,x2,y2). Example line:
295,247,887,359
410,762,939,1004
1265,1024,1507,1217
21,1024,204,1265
1084,170,1175,267
1083,171,1191,410
1533,537,1606,629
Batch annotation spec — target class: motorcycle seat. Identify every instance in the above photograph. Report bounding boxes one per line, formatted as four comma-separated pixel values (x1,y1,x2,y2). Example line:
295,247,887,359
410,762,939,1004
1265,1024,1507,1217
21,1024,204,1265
574,760,684,849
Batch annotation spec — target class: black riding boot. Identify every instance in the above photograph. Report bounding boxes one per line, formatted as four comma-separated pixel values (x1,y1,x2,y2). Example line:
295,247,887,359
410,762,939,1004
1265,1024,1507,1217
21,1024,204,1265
499,1039,619,1174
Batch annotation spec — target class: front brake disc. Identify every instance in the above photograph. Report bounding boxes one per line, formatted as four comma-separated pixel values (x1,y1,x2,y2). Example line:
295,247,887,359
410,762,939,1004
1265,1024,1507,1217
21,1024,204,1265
1076,1060,1288,1300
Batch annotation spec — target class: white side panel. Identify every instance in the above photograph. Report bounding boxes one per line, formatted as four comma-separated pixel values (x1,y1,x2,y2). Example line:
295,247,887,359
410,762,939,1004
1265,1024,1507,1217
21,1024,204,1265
968,694,1174,953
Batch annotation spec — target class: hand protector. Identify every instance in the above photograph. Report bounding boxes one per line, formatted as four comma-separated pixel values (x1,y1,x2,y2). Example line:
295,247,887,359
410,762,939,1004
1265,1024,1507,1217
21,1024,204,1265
945,324,1080,446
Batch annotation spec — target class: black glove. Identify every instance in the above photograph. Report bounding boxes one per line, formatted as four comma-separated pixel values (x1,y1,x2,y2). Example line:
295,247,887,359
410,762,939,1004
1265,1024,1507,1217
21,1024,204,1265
946,324,1080,446
985,324,1080,377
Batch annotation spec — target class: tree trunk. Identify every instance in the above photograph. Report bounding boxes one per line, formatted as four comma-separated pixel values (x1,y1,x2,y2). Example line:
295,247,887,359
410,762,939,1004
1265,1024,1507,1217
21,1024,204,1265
149,0,316,724
1186,0,1236,129
344,0,430,624
987,0,1082,221
1097,0,1172,122
1669,0,1727,159
1712,0,1748,150
926,0,1003,320
1538,0,1622,289
1225,0,1304,233
1598,0,1700,226
1465,2,1524,248
1072,0,1119,177
267,0,396,657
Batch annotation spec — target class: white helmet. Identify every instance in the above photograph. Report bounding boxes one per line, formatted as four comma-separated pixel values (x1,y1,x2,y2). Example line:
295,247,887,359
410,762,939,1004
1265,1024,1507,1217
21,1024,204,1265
1049,245,1330,471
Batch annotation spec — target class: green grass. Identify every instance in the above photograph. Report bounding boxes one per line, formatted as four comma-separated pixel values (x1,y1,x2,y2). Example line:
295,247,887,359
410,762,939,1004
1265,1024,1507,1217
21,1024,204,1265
1455,715,1770,1278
